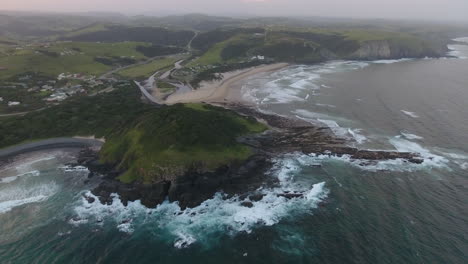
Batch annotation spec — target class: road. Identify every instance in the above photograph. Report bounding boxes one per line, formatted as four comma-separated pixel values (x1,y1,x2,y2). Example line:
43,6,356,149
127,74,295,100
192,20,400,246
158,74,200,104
0,107,47,118
134,79,163,105
0,137,104,160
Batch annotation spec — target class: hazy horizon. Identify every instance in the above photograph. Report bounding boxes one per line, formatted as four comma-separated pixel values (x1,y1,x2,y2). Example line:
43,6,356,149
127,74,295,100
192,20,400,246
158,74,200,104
2,0,468,23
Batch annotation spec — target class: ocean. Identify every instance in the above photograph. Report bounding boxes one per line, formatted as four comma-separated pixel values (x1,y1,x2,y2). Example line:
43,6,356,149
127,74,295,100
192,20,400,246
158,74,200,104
0,38,467,264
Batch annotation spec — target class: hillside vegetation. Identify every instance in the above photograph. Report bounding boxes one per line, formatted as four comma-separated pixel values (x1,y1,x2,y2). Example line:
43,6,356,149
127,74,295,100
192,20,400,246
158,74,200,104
0,82,151,148
189,28,445,66
62,25,195,46
100,103,267,184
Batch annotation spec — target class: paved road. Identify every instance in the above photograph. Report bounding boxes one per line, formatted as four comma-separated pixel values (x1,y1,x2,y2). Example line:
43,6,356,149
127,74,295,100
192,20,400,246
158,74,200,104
0,107,47,118
134,80,163,105
0,138,104,160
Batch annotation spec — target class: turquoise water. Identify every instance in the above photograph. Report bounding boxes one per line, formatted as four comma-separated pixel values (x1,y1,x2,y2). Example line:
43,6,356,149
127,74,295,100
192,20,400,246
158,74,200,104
1,41,468,263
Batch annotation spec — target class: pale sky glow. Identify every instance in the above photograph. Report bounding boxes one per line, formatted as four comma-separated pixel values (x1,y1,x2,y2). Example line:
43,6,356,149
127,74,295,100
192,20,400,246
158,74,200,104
2,0,468,22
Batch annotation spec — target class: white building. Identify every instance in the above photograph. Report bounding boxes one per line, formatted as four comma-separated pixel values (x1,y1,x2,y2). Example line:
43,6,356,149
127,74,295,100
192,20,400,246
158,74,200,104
8,101,21,106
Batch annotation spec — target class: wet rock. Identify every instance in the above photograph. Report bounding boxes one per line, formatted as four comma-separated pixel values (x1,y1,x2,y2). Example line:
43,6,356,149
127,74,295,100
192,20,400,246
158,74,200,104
249,193,264,202
82,193,95,204
278,193,303,199
241,201,254,208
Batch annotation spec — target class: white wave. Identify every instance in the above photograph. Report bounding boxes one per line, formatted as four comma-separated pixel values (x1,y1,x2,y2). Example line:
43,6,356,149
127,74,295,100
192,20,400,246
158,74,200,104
453,37,468,43
316,103,336,108
0,176,19,184
401,110,419,118
174,232,197,249
436,150,468,169
290,149,447,173
71,157,329,248
241,61,371,105
372,58,412,64
0,170,41,184
347,128,367,144
0,182,58,214
389,138,449,169
460,162,468,170
400,131,424,140
294,109,367,145
447,43,468,59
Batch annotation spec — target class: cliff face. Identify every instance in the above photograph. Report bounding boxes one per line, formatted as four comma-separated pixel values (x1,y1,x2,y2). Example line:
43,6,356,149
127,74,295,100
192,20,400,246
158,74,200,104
348,39,445,60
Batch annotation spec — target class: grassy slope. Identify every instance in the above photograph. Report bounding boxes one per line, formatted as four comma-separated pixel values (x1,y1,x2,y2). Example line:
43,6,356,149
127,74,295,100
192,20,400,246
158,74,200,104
116,57,179,79
187,28,439,67
100,103,267,184
63,23,111,38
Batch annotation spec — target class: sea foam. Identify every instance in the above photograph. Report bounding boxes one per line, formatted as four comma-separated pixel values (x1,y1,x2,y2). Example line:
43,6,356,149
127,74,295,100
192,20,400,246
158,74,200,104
71,156,329,249
0,182,58,214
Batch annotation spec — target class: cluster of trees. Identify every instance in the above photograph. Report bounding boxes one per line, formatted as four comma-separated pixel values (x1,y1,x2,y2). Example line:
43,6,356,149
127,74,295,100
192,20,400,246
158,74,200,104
0,83,152,148
135,45,184,57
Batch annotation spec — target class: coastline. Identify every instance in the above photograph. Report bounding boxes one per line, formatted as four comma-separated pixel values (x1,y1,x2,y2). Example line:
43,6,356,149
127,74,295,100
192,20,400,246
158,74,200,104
165,63,289,104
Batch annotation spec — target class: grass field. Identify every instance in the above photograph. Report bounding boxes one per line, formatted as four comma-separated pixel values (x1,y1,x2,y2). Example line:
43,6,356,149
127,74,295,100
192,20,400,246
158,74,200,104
0,42,153,80
157,81,177,93
116,57,180,79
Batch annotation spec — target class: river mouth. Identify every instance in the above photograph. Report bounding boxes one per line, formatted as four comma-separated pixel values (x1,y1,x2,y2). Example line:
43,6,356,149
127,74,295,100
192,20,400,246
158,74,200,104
1,41,468,263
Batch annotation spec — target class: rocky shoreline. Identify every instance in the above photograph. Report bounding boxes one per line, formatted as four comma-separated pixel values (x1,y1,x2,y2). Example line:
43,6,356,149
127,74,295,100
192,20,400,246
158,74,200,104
79,104,424,209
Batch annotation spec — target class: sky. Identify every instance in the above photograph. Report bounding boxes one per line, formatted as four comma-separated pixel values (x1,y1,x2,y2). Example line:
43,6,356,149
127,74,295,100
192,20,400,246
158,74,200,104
2,0,468,22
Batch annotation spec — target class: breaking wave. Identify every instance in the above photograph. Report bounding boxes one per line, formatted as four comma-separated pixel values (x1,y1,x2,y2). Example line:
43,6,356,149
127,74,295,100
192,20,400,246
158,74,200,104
294,109,367,145
401,110,419,118
242,59,415,105
0,182,59,214
70,157,329,249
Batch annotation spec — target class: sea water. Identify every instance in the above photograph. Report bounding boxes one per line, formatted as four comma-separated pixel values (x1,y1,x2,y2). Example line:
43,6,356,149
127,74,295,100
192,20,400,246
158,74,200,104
1,40,468,263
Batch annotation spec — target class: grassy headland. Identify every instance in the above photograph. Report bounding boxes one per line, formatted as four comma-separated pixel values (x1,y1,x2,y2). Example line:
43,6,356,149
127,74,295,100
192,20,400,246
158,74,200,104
100,103,267,184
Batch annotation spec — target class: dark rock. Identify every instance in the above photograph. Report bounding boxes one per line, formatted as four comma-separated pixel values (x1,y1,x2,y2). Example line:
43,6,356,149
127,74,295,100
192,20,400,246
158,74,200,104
249,193,264,202
241,201,254,208
278,193,303,199
82,193,95,204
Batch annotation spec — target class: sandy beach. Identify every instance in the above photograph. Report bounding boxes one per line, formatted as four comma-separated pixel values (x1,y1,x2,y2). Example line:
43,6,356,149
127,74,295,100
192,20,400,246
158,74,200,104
165,63,289,104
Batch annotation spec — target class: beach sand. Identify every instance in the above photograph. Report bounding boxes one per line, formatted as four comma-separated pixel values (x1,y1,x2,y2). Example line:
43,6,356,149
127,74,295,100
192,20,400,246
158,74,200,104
165,63,289,104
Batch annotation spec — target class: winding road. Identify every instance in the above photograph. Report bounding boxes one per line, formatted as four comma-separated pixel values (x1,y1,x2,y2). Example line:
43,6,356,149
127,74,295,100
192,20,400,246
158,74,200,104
0,138,104,160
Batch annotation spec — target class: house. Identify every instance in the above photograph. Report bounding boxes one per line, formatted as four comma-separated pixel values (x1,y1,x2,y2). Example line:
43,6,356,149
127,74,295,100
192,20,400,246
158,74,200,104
8,101,21,106
0,66,7,71
41,85,54,90
251,55,265,61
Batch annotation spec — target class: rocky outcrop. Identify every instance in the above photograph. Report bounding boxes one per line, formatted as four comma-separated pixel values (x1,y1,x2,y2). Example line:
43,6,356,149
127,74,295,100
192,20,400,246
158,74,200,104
85,104,424,209
85,152,272,209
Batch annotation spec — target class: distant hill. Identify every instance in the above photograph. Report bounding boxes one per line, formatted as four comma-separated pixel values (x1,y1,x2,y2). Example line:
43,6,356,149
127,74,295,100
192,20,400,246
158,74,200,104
62,25,195,47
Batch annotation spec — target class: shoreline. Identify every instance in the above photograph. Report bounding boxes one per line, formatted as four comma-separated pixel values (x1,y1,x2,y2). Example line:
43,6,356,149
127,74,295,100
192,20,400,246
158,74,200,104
165,63,289,104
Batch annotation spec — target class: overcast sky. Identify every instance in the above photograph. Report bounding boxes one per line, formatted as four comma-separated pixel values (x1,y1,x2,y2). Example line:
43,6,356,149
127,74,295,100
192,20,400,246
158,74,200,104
2,0,468,22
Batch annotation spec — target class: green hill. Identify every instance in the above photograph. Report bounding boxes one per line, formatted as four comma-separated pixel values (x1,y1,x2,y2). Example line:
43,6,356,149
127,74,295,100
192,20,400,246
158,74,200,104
100,103,267,184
